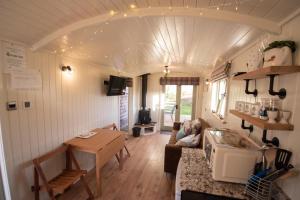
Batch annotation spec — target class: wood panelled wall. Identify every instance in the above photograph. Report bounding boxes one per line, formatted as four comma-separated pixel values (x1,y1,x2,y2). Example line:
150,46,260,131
0,41,119,199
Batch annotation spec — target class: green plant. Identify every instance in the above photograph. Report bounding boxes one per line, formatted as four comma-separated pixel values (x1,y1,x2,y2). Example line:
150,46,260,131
264,40,296,52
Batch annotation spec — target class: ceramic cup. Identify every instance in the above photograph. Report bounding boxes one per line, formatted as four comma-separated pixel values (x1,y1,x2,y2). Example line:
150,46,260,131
254,104,261,117
250,104,256,115
280,111,291,124
235,101,241,111
244,103,251,114
239,102,245,112
267,110,278,123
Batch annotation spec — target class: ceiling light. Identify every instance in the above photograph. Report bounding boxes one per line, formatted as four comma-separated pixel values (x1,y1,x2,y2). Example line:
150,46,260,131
130,4,136,9
168,6,172,10
148,6,151,8
163,66,170,77
105,21,109,25
235,6,238,11
217,7,220,10
200,12,203,16
123,13,128,17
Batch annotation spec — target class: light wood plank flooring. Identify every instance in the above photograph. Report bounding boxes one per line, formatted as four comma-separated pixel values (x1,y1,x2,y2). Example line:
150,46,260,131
60,133,175,200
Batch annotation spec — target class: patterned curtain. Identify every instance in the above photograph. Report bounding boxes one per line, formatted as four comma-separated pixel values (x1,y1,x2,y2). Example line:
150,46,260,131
211,62,231,82
159,77,200,85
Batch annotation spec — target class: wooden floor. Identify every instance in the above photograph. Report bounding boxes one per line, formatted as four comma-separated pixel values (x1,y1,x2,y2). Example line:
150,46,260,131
60,133,175,200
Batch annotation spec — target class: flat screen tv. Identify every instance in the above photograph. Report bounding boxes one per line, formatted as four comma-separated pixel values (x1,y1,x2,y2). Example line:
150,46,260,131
106,75,126,96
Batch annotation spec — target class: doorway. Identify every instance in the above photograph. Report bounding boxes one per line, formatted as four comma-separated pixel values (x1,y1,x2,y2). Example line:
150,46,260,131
120,87,129,131
161,85,196,131
0,122,11,200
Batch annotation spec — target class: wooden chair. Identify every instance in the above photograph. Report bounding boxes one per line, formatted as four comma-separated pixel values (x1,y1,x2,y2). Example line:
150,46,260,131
32,145,94,200
102,123,131,161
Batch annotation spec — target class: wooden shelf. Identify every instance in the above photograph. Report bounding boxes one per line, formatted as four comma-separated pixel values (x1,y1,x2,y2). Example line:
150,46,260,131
233,66,300,80
229,110,294,131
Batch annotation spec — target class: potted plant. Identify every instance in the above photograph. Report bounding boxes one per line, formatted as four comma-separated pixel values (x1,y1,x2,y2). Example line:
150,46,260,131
263,40,296,67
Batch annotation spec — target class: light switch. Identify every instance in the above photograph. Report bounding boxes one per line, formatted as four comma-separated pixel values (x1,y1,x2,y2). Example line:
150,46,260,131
7,101,17,111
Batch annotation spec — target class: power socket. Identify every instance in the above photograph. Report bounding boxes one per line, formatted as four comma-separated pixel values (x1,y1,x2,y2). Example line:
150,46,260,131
24,101,31,109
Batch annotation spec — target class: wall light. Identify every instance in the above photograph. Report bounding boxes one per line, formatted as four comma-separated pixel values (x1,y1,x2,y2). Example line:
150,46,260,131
205,79,210,85
61,65,73,75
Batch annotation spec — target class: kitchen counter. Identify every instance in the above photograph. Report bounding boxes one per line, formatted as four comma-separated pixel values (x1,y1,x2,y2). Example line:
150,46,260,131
177,148,290,200
178,148,248,199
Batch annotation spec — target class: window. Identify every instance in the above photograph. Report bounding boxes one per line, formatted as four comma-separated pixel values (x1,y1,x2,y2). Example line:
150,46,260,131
210,79,228,119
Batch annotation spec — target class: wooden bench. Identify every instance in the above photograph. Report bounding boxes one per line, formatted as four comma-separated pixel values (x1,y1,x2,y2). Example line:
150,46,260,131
32,145,94,200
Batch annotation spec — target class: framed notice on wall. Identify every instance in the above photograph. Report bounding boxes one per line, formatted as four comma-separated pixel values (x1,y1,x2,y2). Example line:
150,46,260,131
8,68,42,89
3,42,26,73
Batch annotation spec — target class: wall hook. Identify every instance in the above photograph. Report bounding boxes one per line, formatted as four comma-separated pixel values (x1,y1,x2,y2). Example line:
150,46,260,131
244,79,258,97
268,74,286,99
262,129,280,147
241,120,253,132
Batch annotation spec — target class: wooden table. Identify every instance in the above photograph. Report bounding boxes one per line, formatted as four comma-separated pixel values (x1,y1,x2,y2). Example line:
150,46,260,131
64,128,125,196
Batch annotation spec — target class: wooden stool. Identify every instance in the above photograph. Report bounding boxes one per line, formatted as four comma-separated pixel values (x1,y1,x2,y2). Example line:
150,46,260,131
32,145,94,200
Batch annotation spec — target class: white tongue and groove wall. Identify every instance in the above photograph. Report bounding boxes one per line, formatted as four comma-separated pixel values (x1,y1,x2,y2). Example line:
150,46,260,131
201,14,300,199
0,43,122,199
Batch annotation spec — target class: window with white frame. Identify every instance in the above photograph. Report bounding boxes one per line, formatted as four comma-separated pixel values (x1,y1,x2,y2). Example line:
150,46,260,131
210,78,228,119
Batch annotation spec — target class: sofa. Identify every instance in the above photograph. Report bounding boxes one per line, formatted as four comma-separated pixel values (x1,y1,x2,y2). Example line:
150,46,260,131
163,118,210,175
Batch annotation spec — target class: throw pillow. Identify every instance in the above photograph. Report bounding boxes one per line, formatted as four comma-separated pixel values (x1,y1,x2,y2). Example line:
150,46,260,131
191,119,202,135
183,120,192,135
175,134,201,147
176,127,186,141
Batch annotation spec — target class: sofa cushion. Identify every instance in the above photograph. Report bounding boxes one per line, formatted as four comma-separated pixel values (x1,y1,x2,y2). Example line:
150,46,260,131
175,134,201,147
176,127,186,141
183,120,192,135
191,119,202,135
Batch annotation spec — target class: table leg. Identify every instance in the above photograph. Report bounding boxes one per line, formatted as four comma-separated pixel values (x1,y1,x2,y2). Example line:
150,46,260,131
96,152,102,197
66,148,72,170
119,148,123,170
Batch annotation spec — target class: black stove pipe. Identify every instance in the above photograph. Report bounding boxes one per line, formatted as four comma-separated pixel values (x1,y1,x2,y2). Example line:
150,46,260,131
141,74,149,110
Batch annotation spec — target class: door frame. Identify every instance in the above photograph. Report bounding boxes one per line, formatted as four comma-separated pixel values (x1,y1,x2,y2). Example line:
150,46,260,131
0,122,11,200
160,85,196,131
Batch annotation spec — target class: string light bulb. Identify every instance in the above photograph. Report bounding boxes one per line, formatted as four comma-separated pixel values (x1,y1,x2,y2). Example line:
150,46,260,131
110,10,116,15
130,4,136,9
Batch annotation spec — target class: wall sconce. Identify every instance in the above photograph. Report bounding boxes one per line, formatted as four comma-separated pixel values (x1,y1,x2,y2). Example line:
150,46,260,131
205,79,210,85
61,65,72,75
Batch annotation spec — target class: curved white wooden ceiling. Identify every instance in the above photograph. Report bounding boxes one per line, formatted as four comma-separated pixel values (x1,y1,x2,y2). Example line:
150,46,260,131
1,0,300,76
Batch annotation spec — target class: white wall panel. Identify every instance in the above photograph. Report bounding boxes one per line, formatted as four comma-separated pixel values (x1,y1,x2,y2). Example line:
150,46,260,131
0,41,119,199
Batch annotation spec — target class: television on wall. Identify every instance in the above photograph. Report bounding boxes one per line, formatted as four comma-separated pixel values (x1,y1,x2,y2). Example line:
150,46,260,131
106,75,126,96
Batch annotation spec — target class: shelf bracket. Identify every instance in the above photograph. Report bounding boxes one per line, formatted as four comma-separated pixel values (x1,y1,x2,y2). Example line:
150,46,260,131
244,79,258,97
262,129,280,147
241,120,253,132
268,74,286,99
